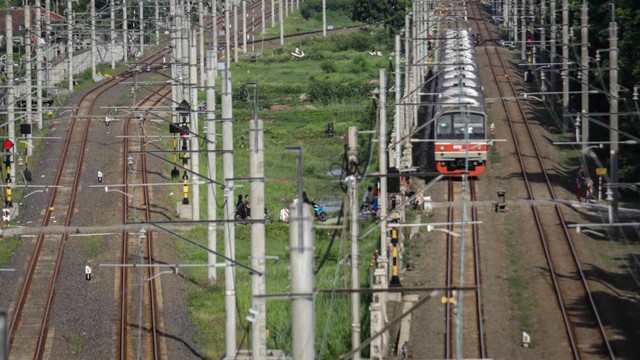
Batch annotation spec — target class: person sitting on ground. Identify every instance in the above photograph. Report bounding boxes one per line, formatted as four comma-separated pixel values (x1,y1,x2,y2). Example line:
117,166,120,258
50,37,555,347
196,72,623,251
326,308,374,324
371,195,379,213
361,186,372,212
244,194,251,217
236,194,247,218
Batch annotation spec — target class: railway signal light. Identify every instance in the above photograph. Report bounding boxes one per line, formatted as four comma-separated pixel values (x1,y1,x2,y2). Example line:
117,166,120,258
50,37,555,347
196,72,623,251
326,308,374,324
3,140,13,151
390,227,401,287
182,172,189,205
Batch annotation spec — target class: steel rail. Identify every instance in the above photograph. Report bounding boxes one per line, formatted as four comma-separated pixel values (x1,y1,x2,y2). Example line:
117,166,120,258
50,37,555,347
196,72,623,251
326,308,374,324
470,179,487,358
471,2,614,358
445,177,454,358
119,84,170,360
7,48,168,359
120,114,131,359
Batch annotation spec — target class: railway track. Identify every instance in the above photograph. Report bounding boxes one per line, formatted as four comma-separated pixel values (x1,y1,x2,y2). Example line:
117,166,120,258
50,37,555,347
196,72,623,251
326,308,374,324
469,3,615,358
444,177,486,359
6,51,167,360
118,85,171,360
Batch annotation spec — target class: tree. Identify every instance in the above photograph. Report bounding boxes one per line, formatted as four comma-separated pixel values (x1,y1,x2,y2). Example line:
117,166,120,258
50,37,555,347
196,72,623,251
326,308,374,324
351,0,407,32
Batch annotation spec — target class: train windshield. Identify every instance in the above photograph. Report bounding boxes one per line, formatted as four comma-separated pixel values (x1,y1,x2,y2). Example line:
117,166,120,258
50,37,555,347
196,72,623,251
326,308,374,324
436,113,485,139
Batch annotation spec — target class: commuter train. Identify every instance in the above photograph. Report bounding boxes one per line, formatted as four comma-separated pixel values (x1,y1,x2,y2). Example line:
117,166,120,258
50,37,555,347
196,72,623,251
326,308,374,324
418,28,488,177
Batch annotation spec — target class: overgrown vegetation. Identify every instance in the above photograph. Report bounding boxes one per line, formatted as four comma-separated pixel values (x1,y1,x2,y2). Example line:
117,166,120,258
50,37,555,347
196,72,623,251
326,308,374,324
504,214,536,348
0,236,20,266
174,19,394,359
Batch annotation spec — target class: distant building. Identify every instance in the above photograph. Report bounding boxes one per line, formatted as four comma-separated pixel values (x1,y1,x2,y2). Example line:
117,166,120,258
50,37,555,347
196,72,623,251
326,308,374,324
0,7,65,44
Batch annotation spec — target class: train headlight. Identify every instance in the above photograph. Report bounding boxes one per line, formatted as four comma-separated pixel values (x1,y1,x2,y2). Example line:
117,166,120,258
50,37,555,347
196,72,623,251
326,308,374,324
439,146,445,151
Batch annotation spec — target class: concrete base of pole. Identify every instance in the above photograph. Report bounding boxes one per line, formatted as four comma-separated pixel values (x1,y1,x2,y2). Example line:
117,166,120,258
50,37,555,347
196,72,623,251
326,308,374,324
177,202,192,219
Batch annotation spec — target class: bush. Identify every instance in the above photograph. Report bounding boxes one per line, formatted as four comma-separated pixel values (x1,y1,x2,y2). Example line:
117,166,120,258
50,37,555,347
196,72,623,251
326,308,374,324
349,55,368,73
308,79,375,103
320,60,337,73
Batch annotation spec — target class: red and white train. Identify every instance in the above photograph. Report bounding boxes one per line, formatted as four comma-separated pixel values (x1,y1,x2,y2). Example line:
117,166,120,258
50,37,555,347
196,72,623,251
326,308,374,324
420,28,488,177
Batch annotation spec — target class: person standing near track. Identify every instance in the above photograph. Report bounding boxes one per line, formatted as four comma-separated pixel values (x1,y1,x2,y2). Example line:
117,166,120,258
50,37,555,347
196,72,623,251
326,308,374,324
576,167,585,202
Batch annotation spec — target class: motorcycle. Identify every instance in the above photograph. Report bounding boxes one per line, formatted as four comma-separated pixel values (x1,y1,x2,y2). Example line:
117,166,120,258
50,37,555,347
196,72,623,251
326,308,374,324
313,203,328,222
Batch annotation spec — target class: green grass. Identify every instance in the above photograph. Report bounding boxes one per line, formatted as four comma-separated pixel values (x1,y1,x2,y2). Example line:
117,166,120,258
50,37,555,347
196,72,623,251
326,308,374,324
504,213,536,348
0,236,20,267
173,20,393,359
85,235,102,259
262,10,359,38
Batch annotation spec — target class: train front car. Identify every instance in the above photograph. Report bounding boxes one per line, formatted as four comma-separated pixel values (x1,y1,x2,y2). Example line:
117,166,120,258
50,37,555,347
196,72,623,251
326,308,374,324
433,29,487,177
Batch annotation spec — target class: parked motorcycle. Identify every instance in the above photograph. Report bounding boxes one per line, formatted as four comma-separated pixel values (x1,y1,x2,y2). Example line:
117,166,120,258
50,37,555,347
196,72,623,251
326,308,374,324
313,203,328,222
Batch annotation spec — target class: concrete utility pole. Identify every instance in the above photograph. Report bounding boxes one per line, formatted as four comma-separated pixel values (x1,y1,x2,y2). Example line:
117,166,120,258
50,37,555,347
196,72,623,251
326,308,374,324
233,0,238,62
155,0,159,46
540,0,546,63
608,6,619,222
378,69,389,269
110,0,115,69
199,0,205,86
521,12,526,63
6,12,15,186
212,0,218,89
91,0,96,79
279,0,283,45
562,0,569,130
181,2,189,102
170,0,178,121
190,31,200,221
261,0,265,36
25,5,33,157
580,0,589,151
45,0,51,90
394,35,402,169
206,57,218,282
347,127,361,359
223,1,237,357
550,0,557,89
322,0,326,36
123,0,128,62
271,0,275,27
36,0,43,130
289,194,315,360
67,0,74,92
242,1,247,53
248,84,266,360
138,0,144,56
404,14,411,141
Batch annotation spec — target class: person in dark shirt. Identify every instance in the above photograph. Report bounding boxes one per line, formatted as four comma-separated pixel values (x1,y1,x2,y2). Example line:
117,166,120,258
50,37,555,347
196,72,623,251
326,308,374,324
576,167,585,202
236,194,247,218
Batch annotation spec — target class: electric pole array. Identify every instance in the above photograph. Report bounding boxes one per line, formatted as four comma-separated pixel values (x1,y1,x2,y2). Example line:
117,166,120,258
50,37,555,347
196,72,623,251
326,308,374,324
206,49,218,283
67,0,73,92
222,0,237,356
249,86,267,359
289,195,314,360
36,0,44,130
25,5,33,157
347,127,361,359
580,0,589,151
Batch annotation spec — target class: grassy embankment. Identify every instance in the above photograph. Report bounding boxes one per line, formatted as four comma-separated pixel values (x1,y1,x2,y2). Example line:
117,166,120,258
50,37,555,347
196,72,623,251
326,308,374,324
172,11,396,359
